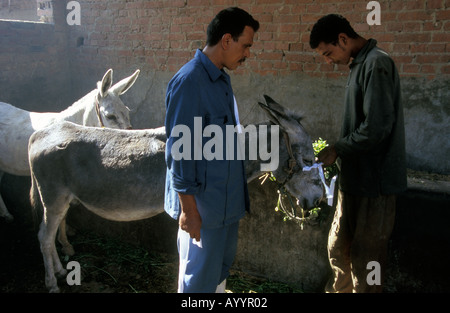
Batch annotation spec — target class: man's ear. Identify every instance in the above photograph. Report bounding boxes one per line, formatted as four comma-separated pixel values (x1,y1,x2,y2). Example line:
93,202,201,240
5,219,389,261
338,33,348,46
221,33,233,50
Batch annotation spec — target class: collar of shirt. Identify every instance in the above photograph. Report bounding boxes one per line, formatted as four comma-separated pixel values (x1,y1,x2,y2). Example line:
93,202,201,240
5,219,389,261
349,38,377,68
195,49,231,85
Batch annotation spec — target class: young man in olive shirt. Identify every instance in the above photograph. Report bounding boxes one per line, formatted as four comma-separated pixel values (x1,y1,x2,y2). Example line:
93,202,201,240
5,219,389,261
310,14,407,292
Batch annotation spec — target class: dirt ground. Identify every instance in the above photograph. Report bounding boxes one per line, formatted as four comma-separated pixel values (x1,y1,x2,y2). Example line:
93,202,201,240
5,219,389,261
0,218,299,293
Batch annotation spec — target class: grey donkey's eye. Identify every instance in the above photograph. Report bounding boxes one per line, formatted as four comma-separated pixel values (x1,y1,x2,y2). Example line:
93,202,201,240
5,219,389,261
105,114,117,121
303,159,313,166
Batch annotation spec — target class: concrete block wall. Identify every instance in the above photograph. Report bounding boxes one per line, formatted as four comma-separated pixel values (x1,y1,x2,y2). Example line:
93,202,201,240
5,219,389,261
0,0,39,21
0,0,72,111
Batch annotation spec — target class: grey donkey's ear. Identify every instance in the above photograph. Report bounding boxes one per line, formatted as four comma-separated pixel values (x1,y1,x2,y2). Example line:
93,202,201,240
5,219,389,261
258,95,284,127
262,95,289,118
258,95,303,130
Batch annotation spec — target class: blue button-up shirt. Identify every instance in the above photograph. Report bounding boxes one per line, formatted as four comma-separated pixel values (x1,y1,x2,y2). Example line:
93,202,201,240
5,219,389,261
164,49,250,229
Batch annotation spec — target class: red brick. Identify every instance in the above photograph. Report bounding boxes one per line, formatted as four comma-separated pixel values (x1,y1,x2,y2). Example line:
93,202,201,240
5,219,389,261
403,64,420,73
441,65,450,75
395,33,431,43
397,11,432,22
426,0,443,9
416,55,442,64
427,43,446,53
436,9,450,20
421,64,436,74
404,0,425,10
410,43,427,53
432,32,450,43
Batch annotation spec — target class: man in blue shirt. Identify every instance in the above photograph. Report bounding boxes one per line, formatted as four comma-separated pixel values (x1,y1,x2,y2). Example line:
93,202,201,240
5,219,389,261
164,7,259,293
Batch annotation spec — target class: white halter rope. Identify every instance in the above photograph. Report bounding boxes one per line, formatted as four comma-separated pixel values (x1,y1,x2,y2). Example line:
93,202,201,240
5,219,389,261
302,163,337,206
259,162,336,229
233,95,243,133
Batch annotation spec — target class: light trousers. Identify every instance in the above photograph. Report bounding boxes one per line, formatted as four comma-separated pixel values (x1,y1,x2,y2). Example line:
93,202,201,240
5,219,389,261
326,190,396,293
177,221,239,293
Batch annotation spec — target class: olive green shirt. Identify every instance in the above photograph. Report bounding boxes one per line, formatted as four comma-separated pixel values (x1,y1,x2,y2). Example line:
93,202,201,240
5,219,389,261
335,39,407,197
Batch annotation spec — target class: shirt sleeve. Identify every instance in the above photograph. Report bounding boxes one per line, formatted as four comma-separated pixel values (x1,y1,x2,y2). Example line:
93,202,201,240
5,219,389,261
165,75,203,195
335,56,396,158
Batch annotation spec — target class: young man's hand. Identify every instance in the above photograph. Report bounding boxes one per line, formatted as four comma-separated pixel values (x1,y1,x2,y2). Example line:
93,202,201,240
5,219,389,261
317,145,338,167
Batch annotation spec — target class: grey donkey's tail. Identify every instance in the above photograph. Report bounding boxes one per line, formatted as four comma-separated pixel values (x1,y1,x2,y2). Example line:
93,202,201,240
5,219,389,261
30,173,43,231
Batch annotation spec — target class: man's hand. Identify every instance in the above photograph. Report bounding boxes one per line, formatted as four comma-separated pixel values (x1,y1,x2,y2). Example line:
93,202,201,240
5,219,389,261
178,193,202,241
317,145,338,167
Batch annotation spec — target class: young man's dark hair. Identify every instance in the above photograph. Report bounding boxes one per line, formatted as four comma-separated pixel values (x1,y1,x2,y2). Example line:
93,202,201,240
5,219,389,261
309,14,359,49
206,7,260,46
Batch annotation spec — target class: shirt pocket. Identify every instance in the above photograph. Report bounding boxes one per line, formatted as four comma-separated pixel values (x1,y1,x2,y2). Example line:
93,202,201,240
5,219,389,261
345,82,363,98
205,114,228,126
203,114,231,160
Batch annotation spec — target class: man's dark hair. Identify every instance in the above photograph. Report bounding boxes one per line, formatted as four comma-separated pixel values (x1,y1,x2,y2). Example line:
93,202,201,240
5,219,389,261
309,14,359,49
206,7,260,46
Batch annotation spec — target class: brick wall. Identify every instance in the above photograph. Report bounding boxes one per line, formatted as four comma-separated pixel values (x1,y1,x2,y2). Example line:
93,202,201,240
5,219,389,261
69,0,449,80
